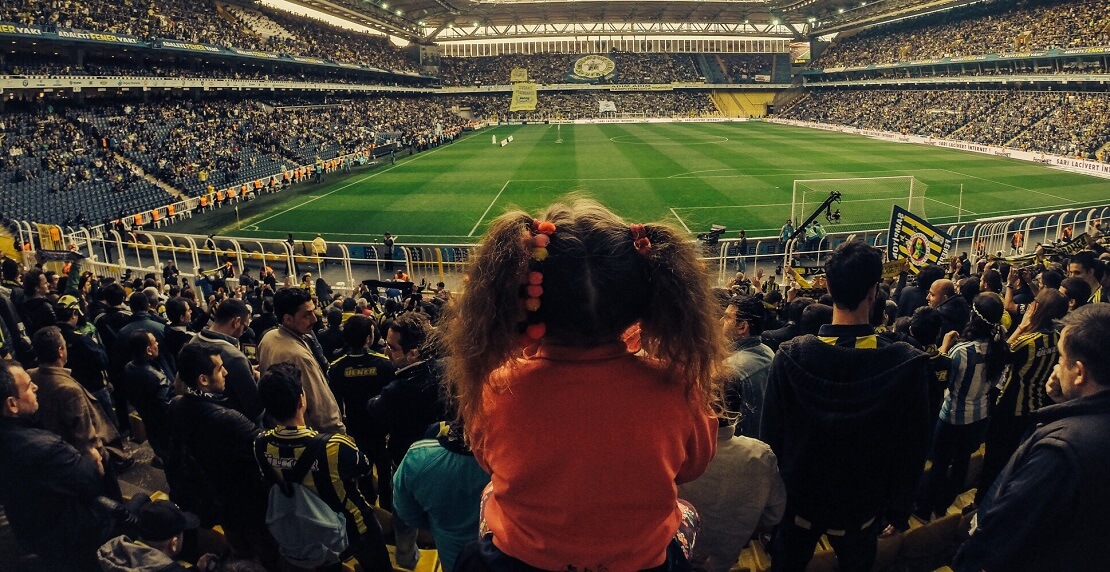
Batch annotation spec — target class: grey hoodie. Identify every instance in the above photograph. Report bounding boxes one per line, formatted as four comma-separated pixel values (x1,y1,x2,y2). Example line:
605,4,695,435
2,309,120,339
97,536,187,572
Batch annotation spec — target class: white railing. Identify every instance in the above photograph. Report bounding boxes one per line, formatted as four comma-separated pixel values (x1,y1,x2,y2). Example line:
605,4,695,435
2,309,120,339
14,204,1107,294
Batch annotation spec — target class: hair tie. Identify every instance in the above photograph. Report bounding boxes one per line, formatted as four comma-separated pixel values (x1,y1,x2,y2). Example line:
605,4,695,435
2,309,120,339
630,224,652,256
520,219,555,340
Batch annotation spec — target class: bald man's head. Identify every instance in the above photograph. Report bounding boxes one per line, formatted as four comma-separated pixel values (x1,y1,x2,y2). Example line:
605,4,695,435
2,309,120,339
927,279,955,308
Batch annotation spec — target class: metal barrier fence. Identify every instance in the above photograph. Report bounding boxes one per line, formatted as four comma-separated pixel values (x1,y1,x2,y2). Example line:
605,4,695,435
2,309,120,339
11,203,1109,294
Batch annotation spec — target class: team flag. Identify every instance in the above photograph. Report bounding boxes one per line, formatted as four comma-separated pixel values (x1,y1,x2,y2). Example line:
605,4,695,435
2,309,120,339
509,82,538,111
888,205,953,273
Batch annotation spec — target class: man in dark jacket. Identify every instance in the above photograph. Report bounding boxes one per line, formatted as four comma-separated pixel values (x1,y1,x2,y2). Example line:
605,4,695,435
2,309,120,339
117,292,174,380
330,315,395,507
93,283,134,430
928,279,971,341
57,301,115,422
316,307,345,361
368,312,443,569
762,241,931,572
0,359,113,571
954,303,1110,572
895,264,944,318
369,312,443,466
0,282,33,365
168,343,278,568
18,268,56,337
190,299,262,423
163,297,194,368
761,297,814,352
124,330,175,464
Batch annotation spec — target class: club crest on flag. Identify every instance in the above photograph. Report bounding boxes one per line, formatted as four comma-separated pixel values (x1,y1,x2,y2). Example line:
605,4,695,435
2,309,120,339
888,205,953,273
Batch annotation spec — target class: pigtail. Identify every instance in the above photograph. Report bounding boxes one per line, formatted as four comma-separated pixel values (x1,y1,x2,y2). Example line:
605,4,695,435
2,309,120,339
443,211,534,430
636,223,728,415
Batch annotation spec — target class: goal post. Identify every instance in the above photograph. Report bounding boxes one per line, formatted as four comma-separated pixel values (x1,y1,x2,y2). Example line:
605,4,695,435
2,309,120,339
791,176,927,231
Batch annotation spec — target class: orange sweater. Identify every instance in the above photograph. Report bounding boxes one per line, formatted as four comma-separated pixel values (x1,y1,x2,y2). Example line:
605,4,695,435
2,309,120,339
471,342,717,571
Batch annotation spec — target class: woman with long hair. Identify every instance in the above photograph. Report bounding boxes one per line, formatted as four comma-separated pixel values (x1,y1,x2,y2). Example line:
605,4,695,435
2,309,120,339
444,198,726,571
976,288,1069,503
915,294,1006,519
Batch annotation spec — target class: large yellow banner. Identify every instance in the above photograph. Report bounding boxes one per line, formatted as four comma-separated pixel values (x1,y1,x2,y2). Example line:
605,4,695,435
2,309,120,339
509,82,538,111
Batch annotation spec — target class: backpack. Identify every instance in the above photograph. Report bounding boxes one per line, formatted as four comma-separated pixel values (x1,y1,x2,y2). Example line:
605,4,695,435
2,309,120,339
256,433,349,567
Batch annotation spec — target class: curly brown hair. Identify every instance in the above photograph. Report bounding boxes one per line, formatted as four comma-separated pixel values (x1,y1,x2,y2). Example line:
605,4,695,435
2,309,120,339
443,197,727,436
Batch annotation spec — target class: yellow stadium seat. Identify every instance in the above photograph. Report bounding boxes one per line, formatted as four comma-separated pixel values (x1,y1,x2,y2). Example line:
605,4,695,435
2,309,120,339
804,547,837,572
128,412,147,444
872,532,903,571
899,513,960,566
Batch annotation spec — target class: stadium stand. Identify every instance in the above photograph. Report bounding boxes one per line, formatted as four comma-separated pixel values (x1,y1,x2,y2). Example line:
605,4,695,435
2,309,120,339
3,0,1110,568
780,89,1110,162
0,94,473,224
437,52,704,86
811,0,1110,69
0,0,420,73
0,108,174,225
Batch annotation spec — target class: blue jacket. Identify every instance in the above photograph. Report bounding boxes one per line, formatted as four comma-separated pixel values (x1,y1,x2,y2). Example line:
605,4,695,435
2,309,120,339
393,436,490,572
954,390,1110,572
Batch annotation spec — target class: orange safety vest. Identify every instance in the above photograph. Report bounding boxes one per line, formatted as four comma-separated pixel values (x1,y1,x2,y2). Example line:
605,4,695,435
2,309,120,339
217,190,226,201
167,204,176,216
228,187,237,198
134,214,143,226
151,210,161,221
48,227,62,242
254,180,262,189
240,184,248,195
199,196,209,207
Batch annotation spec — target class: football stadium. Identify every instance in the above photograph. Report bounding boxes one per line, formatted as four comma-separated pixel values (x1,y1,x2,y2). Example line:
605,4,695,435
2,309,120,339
1,0,1109,571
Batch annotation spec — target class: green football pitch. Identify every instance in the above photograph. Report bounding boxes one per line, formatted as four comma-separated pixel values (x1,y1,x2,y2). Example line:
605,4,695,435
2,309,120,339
199,122,1110,244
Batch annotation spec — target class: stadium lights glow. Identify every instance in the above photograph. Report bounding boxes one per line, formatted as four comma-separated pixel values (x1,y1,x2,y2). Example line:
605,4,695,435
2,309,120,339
838,7,845,13
772,18,780,25
396,9,403,15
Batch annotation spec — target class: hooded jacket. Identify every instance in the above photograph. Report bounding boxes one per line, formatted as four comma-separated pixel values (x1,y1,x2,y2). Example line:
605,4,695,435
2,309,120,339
935,295,971,340
97,536,188,572
761,328,930,530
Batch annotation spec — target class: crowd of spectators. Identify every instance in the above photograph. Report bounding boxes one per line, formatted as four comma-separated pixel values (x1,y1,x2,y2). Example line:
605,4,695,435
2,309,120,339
0,107,171,225
470,91,717,121
781,89,1110,161
1009,92,1110,159
0,93,473,224
2,201,1108,571
806,58,1109,84
0,0,420,74
437,52,702,86
814,0,1110,69
1,51,416,86
718,53,774,83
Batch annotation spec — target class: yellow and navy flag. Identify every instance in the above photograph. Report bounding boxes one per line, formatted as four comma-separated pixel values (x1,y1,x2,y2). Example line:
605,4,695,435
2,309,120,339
509,82,538,112
888,205,953,274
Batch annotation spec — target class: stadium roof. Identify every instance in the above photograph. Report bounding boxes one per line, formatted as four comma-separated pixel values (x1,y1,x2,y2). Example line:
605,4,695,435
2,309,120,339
278,0,980,42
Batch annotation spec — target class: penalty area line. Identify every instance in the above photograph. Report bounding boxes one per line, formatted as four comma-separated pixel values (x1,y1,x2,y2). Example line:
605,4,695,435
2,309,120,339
469,179,512,237
669,208,692,233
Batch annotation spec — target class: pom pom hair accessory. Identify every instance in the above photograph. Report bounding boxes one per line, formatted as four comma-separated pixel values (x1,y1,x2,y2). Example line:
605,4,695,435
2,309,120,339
521,219,556,340
629,224,652,256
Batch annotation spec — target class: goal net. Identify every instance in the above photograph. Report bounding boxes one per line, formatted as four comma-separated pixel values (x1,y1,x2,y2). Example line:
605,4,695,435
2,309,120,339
791,176,927,232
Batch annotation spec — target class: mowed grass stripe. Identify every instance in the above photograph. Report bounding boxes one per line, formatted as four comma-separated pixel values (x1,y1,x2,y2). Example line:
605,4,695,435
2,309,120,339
208,123,1110,243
